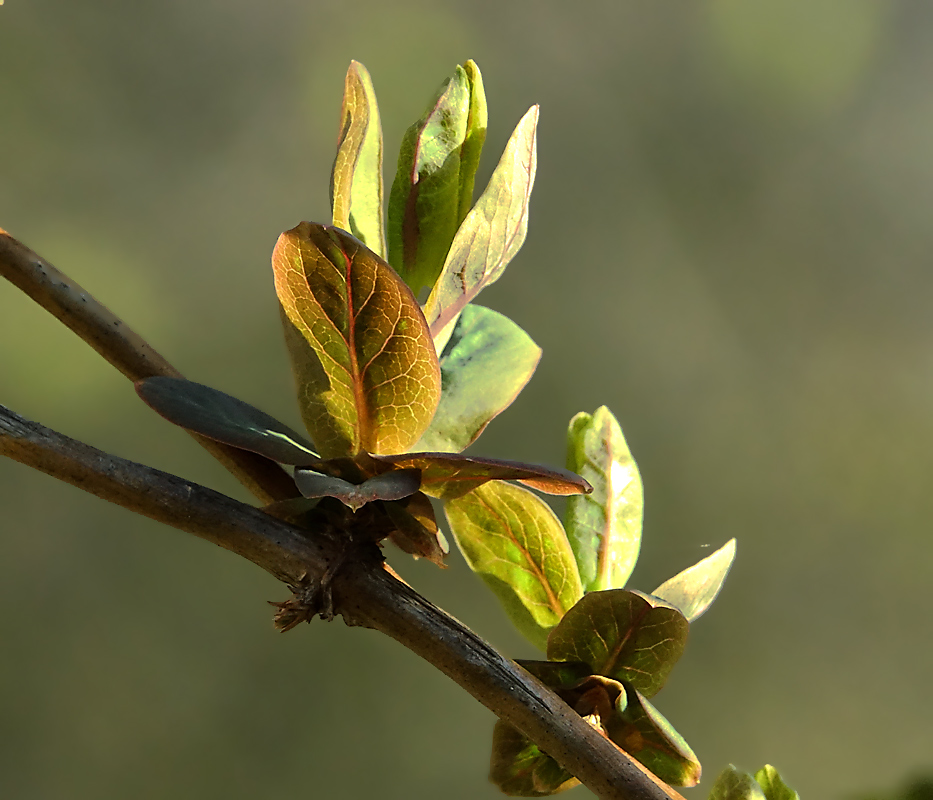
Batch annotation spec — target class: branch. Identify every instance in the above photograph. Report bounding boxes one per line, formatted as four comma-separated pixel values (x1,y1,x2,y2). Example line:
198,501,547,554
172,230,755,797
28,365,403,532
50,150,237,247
0,229,297,504
0,404,684,800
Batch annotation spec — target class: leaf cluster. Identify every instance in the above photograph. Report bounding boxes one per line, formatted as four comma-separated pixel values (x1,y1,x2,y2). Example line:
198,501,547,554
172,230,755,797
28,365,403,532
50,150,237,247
128,59,793,799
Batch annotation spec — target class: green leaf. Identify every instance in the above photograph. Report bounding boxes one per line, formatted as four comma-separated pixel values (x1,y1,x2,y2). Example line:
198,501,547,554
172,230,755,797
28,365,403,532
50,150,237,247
547,589,688,697
709,766,767,800
135,377,321,466
754,765,800,800
294,468,420,512
416,305,541,452
490,721,578,797
652,539,737,622
387,61,487,295
375,452,590,500
607,686,701,787
331,61,386,258
564,407,643,592
457,60,488,222
423,105,538,337
272,222,441,458
444,482,583,651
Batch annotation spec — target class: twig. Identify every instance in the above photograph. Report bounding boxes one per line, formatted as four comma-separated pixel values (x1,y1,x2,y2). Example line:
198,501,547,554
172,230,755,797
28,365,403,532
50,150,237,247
0,404,684,800
0,229,298,504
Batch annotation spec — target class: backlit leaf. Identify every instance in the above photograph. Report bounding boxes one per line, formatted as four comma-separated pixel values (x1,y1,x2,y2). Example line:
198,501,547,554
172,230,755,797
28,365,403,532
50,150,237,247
565,406,643,592
607,686,701,787
416,305,541,453
375,452,590,500
652,539,736,622
754,765,800,800
423,105,538,337
294,467,421,511
709,767,767,800
387,61,487,295
547,589,688,697
490,721,578,797
135,377,321,466
457,60,488,221
444,482,583,651
272,223,441,458
331,61,386,258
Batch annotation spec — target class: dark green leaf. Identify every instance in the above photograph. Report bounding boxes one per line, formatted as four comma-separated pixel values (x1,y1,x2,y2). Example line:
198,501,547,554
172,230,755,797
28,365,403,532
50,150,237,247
606,686,701,787
135,377,321,466
387,61,487,295
423,105,538,338
515,660,591,689
754,765,800,800
444,482,583,650
295,467,420,511
565,406,643,592
375,452,590,500
416,305,541,452
331,61,385,258
490,721,578,797
547,589,688,697
709,766,767,800
272,223,441,458
652,539,736,622
384,491,447,566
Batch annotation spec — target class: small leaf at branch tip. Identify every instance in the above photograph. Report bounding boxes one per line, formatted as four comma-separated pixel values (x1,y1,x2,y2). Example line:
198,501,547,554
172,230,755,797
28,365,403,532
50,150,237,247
424,103,539,337
651,538,736,623
332,61,386,258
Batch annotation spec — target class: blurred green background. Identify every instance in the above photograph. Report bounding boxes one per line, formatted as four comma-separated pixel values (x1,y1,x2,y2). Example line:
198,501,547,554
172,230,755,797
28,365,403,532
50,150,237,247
2,1,931,798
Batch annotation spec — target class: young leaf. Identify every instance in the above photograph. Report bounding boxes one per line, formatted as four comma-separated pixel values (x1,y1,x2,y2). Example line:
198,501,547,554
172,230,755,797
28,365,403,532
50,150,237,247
709,766,767,800
651,539,736,622
423,105,539,337
415,305,541,453
135,377,321,466
272,223,441,458
331,61,386,258
490,721,578,797
547,589,688,698
565,407,643,592
444,482,583,651
387,61,487,295
607,686,701,787
754,765,800,800
294,467,421,512
457,60,488,222
374,452,590,500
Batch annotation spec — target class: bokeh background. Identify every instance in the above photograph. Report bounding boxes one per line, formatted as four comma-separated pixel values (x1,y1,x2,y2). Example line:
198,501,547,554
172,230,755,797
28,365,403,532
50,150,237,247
2,1,932,798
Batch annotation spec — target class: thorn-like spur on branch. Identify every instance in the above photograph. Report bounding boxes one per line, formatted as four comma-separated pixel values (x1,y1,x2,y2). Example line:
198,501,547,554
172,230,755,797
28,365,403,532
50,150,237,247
0,404,685,800
0,229,297,504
